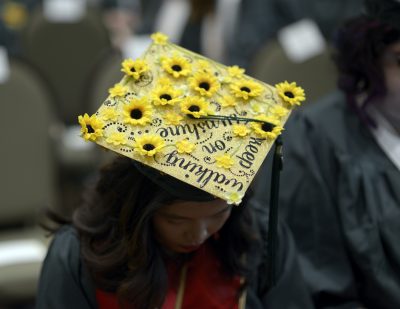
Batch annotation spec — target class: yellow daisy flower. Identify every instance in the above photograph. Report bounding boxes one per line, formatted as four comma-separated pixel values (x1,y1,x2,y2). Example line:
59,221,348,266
100,108,118,121
78,113,104,142
162,55,191,78
275,81,306,106
108,83,128,98
189,72,220,97
151,32,168,45
255,126,284,140
232,124,250,137
181,97,210,118
176,139,196,154
197,59,211,71
250,102,265,114
152,85,182,106
228,65,245,78
225,191,244,206
121,58,148,80
123,97,153,126
158,77,172,86
270,105,289,118
163,112,183,125
230,79,263,101
106,132,127,146
251,115,283,139
215,154,235,169
134,135,165,156
220,95,237,108
2,2,28,29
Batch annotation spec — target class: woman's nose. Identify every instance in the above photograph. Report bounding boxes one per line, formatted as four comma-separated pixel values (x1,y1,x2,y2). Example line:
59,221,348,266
185,222,208,245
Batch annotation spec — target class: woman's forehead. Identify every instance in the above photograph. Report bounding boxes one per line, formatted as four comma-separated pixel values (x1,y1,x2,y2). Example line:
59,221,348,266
159,199,229,217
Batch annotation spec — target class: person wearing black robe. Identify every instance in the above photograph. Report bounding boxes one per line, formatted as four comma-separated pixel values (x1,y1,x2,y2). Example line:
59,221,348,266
251,2,400,307
36,158,314,309
36,221,312,308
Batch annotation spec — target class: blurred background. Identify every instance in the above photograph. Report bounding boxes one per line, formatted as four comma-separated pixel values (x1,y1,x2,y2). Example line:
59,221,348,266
0,0,363,308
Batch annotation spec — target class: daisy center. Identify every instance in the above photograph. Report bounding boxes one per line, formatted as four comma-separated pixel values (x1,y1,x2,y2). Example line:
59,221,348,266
143,144,155,151
130,67,136,73
284,91,294,98
199,82,210,91
87,125,95,133
172,65,182,72
130,109,143,119
240,87,251,93
189,105,200,112
160,94,172,101
261,123,273,132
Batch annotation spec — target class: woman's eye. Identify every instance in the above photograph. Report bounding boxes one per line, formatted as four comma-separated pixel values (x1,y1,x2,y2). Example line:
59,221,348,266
212,213,226,220
167,219,184,224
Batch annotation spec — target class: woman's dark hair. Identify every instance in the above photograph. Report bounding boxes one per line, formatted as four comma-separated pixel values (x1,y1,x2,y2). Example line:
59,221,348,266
71,156,259,309
333,15,400,125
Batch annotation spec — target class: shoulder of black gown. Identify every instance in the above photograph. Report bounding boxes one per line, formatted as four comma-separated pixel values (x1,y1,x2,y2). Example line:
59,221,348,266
36,225,97,309
247,219,315,309
277,91,368,308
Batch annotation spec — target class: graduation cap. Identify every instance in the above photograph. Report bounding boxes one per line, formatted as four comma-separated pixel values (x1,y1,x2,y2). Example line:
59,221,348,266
364,0,400,30
78,32,305,206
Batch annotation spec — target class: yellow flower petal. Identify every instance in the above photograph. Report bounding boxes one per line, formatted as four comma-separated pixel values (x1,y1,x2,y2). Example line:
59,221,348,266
232,124,249,137
275,81,306,106
230,79,263,101
108,83,128,98
220,95,237,108
162,55,191,78
225,191,244,205
176,139,196,154
163,112,183,125
123,97,153,126
151,32,168,45
78,113,104,141
106,132,127,146
228,65,245,78
269,105,289,118
181,97,210,118
251,115,283,139
215,154,235,169
189,72,220,97
152,85,182,106
121,58,148,80
100,108,118,121
134,135,165,156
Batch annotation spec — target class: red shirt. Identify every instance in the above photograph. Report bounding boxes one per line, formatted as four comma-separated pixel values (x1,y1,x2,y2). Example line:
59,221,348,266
96,243,242,308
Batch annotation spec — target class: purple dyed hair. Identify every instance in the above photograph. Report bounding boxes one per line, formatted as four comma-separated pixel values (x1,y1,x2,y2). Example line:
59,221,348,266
333,15,400,125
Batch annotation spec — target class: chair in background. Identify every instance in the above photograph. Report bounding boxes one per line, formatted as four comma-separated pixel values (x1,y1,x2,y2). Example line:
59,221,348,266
85,48,124,114
82,48,123,166
20,6,111,125
0,57,59,306
249,39,338,105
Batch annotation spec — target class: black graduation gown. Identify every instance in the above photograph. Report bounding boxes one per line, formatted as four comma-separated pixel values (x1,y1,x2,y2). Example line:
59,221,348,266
253,91,400,308
36,223,314,309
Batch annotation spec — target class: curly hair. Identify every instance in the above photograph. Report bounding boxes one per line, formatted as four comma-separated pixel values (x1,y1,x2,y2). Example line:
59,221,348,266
70,156,260,309
333,15,400,125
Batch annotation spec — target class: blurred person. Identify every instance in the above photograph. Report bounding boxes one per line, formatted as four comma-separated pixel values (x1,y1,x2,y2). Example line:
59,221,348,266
229,0,363,69
100,0,140,49
256,0,400,307
36,35,313,308
36,156,314,308
135,0,241,63
0,0,38,54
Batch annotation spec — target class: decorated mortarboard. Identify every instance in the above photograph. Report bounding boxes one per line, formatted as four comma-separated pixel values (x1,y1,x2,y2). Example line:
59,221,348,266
78,32,305,205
